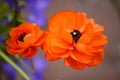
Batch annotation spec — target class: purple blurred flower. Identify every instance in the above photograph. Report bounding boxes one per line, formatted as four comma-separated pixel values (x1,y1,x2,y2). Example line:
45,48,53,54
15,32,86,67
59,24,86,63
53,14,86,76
2,63,16,80
0,36,3,44
22,0,51,26
0,18,9,24
2,54,48,80
0,35,5,44
25,12,46,26
5,0,14,10
25,0,50,11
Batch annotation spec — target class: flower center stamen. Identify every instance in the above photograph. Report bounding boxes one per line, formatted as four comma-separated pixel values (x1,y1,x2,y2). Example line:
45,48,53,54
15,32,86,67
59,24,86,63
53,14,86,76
18,32,27,42
71,30,82,43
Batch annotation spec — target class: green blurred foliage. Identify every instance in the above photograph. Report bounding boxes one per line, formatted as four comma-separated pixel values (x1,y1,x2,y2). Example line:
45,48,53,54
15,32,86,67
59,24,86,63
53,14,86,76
0,2,10,19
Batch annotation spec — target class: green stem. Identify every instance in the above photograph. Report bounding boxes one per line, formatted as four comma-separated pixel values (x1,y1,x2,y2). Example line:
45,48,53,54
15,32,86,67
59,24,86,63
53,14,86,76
0,50,30,80
15,55,33,73
30,58,34,72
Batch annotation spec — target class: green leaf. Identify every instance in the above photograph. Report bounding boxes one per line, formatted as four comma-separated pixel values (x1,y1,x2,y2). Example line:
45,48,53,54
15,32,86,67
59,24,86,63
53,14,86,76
0,50,30,80
8,11,15,22
0,25,11,34
0,2,10,18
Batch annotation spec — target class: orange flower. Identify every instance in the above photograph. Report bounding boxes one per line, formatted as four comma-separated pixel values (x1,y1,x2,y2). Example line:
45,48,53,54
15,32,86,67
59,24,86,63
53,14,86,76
6,22,44,58
43,10,108,70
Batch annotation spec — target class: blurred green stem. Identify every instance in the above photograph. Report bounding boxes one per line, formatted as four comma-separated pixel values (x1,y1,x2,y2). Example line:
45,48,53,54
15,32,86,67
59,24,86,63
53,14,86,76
15,55,34,72
30,58,34,72
0,50,30,80
10,0,20,26
111,0,120,16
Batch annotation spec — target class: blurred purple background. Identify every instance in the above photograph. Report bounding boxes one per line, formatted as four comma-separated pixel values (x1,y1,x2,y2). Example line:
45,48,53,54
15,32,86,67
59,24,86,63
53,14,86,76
22,0,51,26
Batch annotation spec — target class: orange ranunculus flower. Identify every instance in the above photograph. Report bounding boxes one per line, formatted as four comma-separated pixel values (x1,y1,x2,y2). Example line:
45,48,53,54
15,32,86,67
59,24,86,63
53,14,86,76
6,22,44,58
43,10,108,70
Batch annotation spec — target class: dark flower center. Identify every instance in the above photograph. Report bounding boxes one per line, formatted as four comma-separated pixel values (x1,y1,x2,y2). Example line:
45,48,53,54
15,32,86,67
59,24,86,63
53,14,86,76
70,30,82,43
18,32,27,42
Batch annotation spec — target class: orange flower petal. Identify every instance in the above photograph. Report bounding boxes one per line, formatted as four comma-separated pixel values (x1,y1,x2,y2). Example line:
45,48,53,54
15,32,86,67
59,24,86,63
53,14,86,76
17,41,29,48
60,30,73,44
87,51,104,67
87,45,104,53
6,39,16,48
94,24,104,33
49,11,80,33
33,33,45,47
89,33,107,47
77,12,87,29
44,33,73,58
45,51,61,61
22,47,37,58
77,34,93,44
75,43,103,55
24,33,36,44
43,40,61,61
70,49,92,64
64,58,70,66
82,23,94,35
65,57,84,70
75,43,90,55
7,47,25,54
78,23,94,44
10,22,32,39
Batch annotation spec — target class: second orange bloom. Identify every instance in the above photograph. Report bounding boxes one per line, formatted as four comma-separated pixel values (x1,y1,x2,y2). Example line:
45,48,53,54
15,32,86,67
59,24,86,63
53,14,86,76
6,22,45,58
